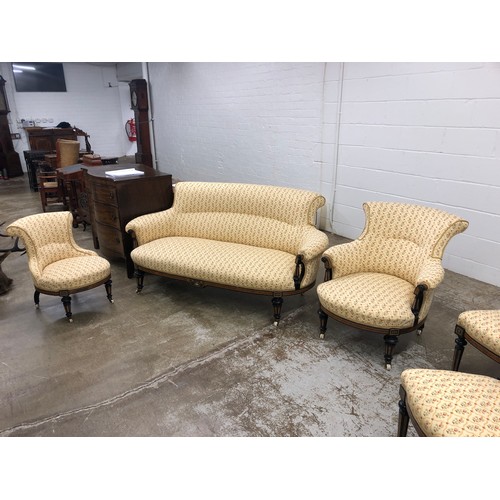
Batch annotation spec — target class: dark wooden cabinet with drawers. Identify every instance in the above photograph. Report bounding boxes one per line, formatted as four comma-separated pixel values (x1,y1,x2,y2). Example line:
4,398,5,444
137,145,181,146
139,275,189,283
83,164,173,278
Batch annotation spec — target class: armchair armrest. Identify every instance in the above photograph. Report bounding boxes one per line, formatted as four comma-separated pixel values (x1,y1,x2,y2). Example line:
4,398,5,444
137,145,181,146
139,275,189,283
415,257,445,289
125,209,176,246
321,240,368,279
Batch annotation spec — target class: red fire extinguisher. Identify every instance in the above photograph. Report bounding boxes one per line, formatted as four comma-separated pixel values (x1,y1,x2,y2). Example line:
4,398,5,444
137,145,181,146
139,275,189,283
125,118,137,142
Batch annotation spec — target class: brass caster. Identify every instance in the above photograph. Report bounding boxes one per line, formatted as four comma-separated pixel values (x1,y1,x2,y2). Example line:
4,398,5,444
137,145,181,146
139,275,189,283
319,333,325,339
35,304,40,309
385,363,392,371
417,329,423,336
273,321,279,327
135,289,141,294
68,318,73,323
110,299,114,304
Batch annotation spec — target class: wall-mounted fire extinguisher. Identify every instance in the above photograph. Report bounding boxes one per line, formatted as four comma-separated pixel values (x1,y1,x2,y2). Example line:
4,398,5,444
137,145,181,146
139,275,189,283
125,118,137,142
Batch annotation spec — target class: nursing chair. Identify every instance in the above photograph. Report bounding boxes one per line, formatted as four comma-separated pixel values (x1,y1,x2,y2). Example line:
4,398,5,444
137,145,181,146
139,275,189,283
452,310,500,370
6,212,113,322
317,202,468,369
397,368,500,437
38,139,80,212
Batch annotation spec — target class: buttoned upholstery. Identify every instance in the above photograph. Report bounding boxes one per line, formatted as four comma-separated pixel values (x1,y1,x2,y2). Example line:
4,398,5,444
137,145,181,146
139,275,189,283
6,212,113,322
453,309,500,370
317,202,468,369
397,368,500,437
126,181,328,324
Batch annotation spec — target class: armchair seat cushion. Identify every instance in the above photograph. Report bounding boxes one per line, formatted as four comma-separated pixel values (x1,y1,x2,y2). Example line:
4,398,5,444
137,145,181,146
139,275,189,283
36,255,111,292
456,310,500,356
131,237,299,292
317,272,416,329
401,369,500,437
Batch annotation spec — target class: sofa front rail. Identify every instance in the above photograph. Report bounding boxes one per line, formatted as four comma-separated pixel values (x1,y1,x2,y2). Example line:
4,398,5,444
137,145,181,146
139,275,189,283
133,265,315,326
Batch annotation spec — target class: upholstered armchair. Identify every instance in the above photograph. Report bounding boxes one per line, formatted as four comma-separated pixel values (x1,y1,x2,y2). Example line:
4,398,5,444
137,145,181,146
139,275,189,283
317,202,469,369
6,212,113,322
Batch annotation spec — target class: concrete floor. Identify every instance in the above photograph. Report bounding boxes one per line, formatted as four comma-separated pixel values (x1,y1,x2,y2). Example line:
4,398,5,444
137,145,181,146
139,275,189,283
1,168,499,437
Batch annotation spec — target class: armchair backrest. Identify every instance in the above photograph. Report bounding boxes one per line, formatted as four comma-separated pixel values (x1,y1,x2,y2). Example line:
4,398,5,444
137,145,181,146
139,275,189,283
358,202,468,283
56,139,80,168
6,212,82,278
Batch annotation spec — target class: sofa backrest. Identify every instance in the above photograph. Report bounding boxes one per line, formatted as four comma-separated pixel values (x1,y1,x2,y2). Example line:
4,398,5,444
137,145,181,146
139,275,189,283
169,182,325,253
173,182,324,226
358,202,469,283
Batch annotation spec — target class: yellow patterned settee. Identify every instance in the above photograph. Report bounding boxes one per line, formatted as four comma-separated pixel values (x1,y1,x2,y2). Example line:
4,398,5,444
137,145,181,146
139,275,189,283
125,182,329,324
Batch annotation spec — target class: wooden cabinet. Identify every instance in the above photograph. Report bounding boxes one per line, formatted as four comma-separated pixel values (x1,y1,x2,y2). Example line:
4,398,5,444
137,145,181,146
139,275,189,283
25,126,92,153
25,127,77,151
83,164,173,278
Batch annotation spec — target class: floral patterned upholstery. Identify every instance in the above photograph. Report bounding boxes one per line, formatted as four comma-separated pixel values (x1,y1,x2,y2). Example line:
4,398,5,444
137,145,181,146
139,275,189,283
317,202,468,368
125,182,328,322
6,212,112,321
399,368,500,437
456,310,500,357
453,309,500,370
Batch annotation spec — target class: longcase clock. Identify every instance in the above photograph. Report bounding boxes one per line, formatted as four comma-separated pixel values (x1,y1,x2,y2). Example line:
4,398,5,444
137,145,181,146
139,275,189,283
0,75,23,179
129,79,153,168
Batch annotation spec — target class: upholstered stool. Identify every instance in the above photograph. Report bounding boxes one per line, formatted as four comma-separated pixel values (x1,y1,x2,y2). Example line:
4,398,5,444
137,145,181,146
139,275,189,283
397,368,500,437
453,310,500,370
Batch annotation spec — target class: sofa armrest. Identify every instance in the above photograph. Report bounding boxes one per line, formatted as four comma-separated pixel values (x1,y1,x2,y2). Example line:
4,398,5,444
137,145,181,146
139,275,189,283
297,227,330,261
321,240,368,279
125,209,176,246
415,257,445,289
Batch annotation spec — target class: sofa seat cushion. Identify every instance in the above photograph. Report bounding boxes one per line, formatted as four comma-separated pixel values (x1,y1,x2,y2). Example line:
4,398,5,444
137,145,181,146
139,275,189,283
401,369,500,437
317,272,416,329
36,255,111,292
131,237,300,292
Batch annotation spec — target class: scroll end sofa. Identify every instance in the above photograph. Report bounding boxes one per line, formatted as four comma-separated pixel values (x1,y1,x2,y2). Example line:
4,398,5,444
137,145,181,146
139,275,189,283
125,181,329,324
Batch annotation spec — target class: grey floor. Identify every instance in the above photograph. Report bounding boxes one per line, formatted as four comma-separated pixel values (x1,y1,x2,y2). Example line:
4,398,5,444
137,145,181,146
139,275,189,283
1,164,499,439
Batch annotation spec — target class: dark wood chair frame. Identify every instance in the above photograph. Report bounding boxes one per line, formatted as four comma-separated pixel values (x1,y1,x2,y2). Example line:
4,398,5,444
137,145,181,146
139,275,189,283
452,323,500,371
34,275,113,323
397,384,427,437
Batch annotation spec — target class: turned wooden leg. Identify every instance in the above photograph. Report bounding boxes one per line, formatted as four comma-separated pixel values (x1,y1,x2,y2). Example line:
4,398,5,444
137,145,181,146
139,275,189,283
105,279,114,303
397,385,409,437
135,269,145,293
318,308,328,339
61,294,73,322
452,324,467,371
383,332,399,370
34,290,40,309
272,296,283,326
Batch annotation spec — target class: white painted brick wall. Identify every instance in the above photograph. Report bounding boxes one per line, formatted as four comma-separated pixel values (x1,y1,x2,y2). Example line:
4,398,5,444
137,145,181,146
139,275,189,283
149,63,326,194
335,62,500,287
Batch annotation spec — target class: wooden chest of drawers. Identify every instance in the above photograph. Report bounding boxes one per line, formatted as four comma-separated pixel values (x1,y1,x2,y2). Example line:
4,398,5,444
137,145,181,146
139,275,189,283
83,164,173,278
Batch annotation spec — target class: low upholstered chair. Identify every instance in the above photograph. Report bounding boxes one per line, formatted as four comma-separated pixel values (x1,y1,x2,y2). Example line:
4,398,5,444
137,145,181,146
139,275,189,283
397,368,500,437
6,212,113,322
317,202,468,369
453,310,500,370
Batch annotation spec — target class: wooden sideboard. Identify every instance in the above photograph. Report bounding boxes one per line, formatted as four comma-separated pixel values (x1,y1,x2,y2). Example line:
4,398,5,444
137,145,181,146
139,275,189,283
83,164,173,278
25,126,92,153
